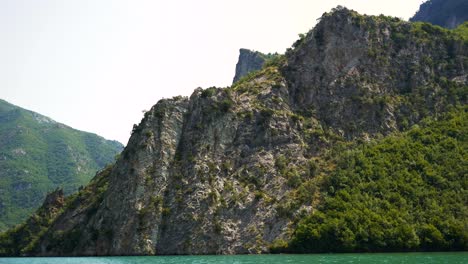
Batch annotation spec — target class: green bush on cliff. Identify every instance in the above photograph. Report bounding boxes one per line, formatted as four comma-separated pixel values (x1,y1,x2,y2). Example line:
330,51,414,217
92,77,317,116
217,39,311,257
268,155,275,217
453,22,468,40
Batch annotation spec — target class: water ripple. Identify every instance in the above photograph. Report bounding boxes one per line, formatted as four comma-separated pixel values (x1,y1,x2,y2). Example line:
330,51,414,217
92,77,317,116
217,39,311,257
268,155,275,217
1,252,467,264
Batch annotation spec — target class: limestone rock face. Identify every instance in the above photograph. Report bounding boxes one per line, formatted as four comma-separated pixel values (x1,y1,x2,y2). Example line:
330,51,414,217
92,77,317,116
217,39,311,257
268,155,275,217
2,7,466,256
410,0,468,29
36,80,304,255
233,49,267,83
285,7,467,138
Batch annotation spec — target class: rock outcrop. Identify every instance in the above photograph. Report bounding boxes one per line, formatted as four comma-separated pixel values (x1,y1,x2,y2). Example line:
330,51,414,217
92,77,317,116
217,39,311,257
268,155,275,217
410,0,468,29
232,49,267,83
286,7,467,139
1,7,466,256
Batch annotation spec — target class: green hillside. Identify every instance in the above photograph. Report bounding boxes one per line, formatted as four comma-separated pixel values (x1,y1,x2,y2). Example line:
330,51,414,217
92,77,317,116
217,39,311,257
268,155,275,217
0,99,123,231
280,107,467,252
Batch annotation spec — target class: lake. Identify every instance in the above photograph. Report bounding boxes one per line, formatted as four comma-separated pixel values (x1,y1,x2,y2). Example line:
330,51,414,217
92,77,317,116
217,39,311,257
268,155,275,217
1,252,467,264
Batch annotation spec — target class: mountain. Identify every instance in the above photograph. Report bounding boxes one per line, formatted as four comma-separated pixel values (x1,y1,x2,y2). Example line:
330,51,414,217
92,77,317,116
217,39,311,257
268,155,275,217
0,6,467,256
410,0,468,29
0,99,123,231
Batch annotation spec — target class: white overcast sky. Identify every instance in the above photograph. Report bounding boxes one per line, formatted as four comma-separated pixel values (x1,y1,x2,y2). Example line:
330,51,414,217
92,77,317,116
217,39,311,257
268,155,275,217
1,0,424,144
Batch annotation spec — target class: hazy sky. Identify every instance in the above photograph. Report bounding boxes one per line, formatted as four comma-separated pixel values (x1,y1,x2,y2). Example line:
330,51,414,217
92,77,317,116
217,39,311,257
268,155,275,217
1,0,424,144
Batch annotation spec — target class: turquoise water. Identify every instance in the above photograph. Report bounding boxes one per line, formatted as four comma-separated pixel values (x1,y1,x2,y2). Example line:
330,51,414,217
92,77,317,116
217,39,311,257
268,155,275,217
1,253,467,264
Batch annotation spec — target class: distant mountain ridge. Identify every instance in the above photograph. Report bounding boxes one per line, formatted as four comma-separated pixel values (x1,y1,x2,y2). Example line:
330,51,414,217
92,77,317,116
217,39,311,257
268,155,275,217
0,99,123,230
410,0,468,29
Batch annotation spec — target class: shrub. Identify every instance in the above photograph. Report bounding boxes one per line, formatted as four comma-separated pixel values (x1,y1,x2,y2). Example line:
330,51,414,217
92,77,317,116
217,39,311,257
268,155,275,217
201,87,217,98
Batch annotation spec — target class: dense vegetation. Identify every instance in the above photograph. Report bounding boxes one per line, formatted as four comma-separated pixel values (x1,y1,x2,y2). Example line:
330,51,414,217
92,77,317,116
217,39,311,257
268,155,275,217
0,164,112,256
277,107,467,252
410,0,468,29
453,22,468,41
0,99,122,230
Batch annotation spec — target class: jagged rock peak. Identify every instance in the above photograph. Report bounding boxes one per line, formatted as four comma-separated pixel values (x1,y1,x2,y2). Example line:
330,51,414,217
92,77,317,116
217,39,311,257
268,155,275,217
42,189,65,211
284,5,467,138
33,189,66,221
232,49,267,84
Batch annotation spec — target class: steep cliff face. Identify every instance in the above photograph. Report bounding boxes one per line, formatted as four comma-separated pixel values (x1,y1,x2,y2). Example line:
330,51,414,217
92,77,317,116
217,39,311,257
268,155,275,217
410,0,468,29
286,8,467,139
1,7,466,256
31,69,308,255
232,49,268,83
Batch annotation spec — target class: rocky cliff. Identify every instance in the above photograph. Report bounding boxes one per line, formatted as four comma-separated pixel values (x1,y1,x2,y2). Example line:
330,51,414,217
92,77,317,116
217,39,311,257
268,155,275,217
1,7,466,256
232,49,268,84
410,0,468,29
286,8,466,139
